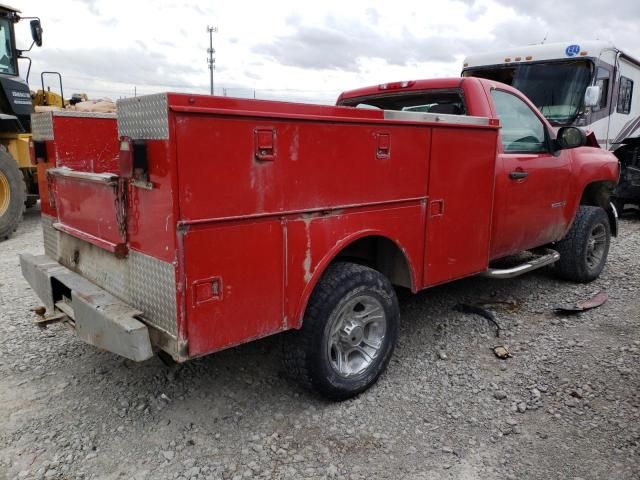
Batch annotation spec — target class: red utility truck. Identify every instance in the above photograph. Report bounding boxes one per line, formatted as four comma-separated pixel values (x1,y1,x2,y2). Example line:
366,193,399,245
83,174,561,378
21,77,618,399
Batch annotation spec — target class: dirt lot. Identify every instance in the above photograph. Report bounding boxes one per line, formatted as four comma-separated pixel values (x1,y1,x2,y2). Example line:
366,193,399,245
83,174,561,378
1,207,639,480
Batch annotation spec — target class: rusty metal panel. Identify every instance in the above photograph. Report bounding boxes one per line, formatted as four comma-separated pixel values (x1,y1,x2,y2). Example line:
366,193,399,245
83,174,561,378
42,215,59,258
31,112,54,141
19,254,62,312
117,93,169,140
20,253,153,362
72,292,152,362
54,229,178,336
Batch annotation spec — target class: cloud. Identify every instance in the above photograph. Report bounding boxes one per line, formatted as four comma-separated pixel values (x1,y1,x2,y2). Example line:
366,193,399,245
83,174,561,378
365,8,379,25
486,0,640,54
31,46,200,90
253,16,473,71
23,0,640,104
75,0,100,15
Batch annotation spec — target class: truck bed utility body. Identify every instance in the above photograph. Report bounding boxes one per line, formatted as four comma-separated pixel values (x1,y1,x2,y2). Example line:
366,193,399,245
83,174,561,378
21,77,619,397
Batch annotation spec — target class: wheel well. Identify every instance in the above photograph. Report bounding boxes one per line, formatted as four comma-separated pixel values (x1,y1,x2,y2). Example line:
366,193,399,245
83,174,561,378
332,235,413,289
580,181,616,209
580,181,618,237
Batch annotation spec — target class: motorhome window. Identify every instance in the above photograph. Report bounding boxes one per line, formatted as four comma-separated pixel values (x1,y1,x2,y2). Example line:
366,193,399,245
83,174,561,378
594,67,610,110
491,89,547,153
344,91,466,115
617,76,633,114
466,60,592,125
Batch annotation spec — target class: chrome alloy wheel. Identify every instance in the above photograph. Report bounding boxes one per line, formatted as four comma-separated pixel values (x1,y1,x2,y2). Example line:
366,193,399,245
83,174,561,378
586,223,607,269
326,294,387,378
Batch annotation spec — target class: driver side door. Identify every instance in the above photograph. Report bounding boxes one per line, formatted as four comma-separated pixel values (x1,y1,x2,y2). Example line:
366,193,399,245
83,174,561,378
489,89,572,260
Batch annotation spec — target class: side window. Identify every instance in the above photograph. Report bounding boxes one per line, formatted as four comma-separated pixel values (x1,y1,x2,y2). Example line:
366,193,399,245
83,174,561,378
490,89,547,153
594,67,610,111
617,76,634,114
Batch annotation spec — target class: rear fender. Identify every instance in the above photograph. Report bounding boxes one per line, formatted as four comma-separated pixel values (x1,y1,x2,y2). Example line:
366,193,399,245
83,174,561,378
292,230,417,330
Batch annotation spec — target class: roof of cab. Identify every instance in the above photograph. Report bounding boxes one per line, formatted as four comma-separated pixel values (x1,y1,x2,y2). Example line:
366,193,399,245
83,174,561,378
0,4,20,13
338,78,469,104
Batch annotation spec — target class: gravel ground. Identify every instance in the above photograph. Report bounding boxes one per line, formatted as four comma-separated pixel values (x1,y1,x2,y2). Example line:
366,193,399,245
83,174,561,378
1,206,639,480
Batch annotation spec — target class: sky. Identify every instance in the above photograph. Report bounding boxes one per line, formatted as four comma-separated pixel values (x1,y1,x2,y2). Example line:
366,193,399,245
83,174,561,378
14,0,640,104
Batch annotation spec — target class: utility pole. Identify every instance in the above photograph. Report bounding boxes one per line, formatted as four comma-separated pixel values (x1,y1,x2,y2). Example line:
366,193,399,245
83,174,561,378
207,25,218,95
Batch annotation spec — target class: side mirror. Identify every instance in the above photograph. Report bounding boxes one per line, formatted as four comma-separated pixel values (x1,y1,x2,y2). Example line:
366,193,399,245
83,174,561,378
30,19,43,47
556,126,587,150
584,85,600,107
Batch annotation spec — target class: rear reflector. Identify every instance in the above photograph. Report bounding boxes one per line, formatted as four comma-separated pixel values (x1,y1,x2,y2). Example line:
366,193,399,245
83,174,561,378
119,136,133,179
28,139,36,165
29,139,48,165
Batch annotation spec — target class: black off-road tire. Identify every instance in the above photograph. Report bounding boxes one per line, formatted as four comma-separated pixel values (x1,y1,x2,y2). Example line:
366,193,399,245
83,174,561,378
0,150,25,240
25,196,38,209
554,205,611,283
283,262,399,401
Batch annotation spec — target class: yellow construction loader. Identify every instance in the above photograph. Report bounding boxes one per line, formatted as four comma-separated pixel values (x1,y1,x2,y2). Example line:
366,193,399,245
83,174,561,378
0,5,65,239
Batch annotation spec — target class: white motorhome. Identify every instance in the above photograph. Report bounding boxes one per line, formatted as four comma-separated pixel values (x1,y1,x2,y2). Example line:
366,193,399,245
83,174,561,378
462,41,640,208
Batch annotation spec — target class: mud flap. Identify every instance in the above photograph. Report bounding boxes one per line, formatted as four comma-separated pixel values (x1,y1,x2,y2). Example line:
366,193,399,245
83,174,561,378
607,202,619,237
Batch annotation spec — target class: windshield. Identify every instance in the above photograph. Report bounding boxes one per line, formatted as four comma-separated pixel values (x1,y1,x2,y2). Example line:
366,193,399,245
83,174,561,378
0,18,16,75
465,60,593,125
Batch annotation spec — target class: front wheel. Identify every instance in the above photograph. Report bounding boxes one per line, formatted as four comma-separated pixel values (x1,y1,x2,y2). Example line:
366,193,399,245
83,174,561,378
283,262,399,400
553,205,611,283
0,150,26,240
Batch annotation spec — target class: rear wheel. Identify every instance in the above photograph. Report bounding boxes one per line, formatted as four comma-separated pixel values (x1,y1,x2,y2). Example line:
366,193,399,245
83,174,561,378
0,150,25,240
283,262,399,400
554,205,611,283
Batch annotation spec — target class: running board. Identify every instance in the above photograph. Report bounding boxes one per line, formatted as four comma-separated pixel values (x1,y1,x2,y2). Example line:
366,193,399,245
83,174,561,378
481,249,560,279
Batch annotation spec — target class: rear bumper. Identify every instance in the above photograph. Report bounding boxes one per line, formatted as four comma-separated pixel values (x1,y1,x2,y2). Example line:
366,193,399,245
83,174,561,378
20,253,154,362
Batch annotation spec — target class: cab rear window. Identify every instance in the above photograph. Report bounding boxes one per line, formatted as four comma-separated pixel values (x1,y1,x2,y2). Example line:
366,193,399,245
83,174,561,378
339,90,467,115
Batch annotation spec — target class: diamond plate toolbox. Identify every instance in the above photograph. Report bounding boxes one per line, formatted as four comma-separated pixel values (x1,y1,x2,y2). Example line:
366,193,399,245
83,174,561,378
117,93,169,140
31,112,55,141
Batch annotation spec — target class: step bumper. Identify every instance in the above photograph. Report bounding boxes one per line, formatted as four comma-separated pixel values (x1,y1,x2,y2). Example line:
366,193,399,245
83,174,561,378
20,253,153,362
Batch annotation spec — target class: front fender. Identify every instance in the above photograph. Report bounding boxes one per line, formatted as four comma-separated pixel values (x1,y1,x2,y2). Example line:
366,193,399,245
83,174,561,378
565,147,619,229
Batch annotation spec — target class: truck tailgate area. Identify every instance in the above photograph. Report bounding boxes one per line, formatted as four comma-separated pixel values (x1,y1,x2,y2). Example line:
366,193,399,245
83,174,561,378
20,252,153,361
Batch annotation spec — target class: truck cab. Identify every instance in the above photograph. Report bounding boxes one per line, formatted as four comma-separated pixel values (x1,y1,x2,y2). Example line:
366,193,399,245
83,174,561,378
337,77,619,261
461,41,640,210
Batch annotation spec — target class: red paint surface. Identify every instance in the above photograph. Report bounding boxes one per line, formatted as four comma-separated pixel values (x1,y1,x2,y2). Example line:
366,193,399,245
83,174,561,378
423,127,498,286
52,116,119,173
52,176,123,247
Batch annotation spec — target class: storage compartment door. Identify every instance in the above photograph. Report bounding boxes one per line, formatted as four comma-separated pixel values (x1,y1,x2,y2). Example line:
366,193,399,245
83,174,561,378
183,219,284,356
423,127,497,286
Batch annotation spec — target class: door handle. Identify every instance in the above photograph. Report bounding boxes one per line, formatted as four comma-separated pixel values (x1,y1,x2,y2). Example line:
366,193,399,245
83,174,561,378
509,170,529,180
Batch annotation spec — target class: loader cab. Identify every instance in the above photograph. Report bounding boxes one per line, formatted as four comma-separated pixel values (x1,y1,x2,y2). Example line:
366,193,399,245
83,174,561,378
0,5,41,133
